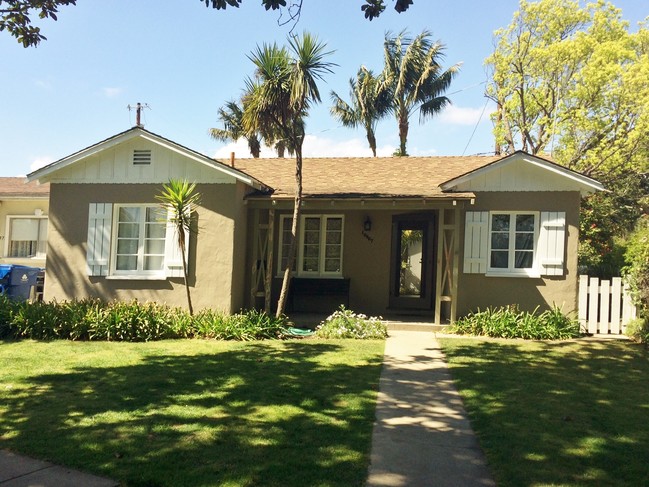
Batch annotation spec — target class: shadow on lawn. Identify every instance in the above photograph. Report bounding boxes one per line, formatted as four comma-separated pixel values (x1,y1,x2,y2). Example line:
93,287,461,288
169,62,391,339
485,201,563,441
0,341,383,486
440,339,649,487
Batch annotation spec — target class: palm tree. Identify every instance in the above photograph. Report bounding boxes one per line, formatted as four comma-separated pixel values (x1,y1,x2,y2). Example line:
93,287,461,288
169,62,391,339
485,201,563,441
242,32,334,317
156,179,201,315
330,66,391,157
210,100,261,158
382,30,459,156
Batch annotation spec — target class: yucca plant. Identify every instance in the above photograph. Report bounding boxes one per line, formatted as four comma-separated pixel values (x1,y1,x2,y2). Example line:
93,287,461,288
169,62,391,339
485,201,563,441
156,179,201,315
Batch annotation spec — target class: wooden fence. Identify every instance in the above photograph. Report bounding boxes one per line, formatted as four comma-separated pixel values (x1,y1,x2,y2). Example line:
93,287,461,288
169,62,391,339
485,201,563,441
578,275,637,335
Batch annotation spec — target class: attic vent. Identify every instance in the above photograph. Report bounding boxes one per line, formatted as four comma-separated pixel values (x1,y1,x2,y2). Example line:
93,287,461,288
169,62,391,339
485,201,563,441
132,149,152,165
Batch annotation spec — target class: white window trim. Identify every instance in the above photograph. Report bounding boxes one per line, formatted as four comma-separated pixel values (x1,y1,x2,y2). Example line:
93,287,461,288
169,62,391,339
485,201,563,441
109,204,166,278
486,211,541,278
4,215,48,259
277,214,345,278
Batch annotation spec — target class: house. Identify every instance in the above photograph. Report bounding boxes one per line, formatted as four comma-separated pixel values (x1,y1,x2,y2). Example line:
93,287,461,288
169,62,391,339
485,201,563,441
27,126,604,323
0,177,50,269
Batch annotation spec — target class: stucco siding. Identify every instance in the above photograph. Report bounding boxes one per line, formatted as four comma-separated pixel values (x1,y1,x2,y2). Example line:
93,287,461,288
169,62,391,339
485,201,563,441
46,183,242,312
456,191,581,316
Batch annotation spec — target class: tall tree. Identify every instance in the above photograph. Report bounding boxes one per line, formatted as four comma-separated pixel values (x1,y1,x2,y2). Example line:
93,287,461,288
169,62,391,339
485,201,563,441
242,32,334,317
330,66,391,157
382,30,459,156
157,179,201,316
210,100,262,158
486,0,649,274
1,0,75,47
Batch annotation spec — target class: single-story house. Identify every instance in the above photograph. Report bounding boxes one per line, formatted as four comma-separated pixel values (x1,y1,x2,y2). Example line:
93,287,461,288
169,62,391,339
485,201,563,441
0,177,50,269
27,126,603,323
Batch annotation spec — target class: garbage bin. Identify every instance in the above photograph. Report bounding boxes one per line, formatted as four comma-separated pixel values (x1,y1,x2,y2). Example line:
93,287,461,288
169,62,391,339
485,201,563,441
0,265,11,296
0,265,41,301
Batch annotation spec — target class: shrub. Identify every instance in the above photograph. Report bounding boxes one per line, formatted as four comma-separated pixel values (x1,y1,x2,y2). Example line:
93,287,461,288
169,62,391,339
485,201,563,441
450,304,580,340
623,216,649,320
316,306,388,339
0,296,287,342
625,318,649,346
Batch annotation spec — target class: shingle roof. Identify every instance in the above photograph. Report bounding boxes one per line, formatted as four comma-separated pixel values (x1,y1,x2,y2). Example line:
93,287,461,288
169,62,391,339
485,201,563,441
0,177,50,198
234,155,501,199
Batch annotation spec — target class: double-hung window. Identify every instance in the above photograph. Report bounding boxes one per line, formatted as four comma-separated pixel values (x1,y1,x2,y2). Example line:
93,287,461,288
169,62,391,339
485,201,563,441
488,212,537,275
6,216,48,258
112,205,167,276
278,214,344,277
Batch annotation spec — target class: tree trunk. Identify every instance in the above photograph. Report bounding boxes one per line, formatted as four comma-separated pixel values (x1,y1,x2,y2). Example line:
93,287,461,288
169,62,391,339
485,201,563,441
275,146,303,318
367,130,377,157
398,111,409,156
179,227,194,316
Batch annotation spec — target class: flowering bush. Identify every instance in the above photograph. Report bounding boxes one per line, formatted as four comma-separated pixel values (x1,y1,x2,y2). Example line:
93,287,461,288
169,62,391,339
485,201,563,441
316,306,388,339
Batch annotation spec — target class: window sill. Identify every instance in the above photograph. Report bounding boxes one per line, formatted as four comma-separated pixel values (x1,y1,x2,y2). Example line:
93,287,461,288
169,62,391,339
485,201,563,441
106,275,167,281
486,271,541,278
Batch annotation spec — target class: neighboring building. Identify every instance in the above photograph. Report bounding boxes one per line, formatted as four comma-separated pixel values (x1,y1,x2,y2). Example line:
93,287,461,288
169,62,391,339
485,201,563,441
27,127,603,323
0,177,50,269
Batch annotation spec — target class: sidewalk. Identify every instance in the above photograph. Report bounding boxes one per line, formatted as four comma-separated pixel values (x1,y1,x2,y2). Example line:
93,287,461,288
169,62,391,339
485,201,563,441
0,450,117,487
366,331,495,487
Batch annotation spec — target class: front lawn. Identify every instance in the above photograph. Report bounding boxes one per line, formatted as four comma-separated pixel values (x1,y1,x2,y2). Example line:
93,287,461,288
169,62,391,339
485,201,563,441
0,339,384,486
438,337,649,487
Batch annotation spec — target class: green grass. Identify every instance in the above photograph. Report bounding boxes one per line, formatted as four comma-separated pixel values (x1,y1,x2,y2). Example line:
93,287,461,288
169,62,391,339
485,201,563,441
438,337,649,487
0,339,385,486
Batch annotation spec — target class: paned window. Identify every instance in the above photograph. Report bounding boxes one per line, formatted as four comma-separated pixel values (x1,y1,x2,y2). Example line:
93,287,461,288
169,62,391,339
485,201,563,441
488,212,537,274
278,214,344,277
113,205,167,275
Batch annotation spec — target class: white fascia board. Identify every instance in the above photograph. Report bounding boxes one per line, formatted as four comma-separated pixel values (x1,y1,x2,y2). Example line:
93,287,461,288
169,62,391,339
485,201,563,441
520,157,605,193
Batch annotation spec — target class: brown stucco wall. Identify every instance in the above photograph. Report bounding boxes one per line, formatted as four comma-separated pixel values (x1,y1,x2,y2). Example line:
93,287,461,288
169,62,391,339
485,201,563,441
46,183,246,312
456,191,581,316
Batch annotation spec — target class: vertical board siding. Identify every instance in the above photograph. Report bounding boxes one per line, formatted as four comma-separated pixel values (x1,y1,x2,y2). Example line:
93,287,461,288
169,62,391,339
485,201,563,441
578,275,637,335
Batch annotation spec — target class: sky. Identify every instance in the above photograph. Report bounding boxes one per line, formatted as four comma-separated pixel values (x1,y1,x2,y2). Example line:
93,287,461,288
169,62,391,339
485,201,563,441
0,0,646,177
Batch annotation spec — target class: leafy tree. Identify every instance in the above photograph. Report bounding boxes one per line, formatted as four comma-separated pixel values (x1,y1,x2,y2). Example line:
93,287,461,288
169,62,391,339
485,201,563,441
0,0,75,47
241,32,334,317
382,30,459,156
486,0,649,274
623,215,649,320
210,100,262,158
330,66,391,157
156,179,201,316
202,0,414,21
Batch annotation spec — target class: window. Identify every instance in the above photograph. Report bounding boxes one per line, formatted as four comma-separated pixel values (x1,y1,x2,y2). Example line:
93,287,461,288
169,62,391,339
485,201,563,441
489,212,537,274
278,214,344,277
464,210,566,277
6,217,48,258
112,205,167,275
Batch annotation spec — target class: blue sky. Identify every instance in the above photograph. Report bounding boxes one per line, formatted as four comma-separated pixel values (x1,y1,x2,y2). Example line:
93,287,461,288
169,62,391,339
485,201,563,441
0,0,646,176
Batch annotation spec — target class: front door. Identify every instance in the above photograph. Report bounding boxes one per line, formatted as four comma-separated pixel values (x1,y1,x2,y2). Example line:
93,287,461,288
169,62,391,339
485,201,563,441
389,214,436,310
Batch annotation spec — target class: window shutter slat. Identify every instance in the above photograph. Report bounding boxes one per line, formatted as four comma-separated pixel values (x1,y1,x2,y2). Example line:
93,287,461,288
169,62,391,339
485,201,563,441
87,203,112,276
539,211,566,276
463,211,488,274
164,210,189,278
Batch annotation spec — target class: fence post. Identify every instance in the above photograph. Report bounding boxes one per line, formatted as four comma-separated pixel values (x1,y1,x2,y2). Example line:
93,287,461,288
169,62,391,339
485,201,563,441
588,277,599,334
610,277,622,335
578,275,589,333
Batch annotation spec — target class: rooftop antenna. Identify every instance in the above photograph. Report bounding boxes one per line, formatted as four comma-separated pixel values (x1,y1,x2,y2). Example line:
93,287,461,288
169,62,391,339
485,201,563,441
127,102,150,128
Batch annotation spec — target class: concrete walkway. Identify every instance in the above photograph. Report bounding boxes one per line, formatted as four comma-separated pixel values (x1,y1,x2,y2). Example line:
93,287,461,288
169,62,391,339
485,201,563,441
367,331,496,487
0,450,117,487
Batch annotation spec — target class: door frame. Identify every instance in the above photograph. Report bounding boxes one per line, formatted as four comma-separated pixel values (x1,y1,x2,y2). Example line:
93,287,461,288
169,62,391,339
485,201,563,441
388,212,437,311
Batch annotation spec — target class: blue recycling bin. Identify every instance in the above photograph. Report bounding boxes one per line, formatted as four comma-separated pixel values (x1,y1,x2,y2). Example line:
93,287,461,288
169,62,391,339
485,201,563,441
0,265,41,300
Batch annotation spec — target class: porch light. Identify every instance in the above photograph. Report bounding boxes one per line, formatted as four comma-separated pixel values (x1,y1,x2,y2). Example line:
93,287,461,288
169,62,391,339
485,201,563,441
363,216,372,232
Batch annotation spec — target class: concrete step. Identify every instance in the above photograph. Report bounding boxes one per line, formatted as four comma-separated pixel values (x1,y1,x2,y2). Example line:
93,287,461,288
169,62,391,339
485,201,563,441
386,322,450,332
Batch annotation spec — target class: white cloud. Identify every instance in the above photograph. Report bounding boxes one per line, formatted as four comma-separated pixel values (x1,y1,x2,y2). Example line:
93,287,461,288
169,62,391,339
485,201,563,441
102,87,123,98
214,135,396,160
29,156,54,172
439,105,489,126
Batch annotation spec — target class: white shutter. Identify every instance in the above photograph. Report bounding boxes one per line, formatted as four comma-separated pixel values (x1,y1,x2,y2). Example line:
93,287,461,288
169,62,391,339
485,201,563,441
87,203,112,276
164,210,189,278
538,211,566,276
463,211,489,274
